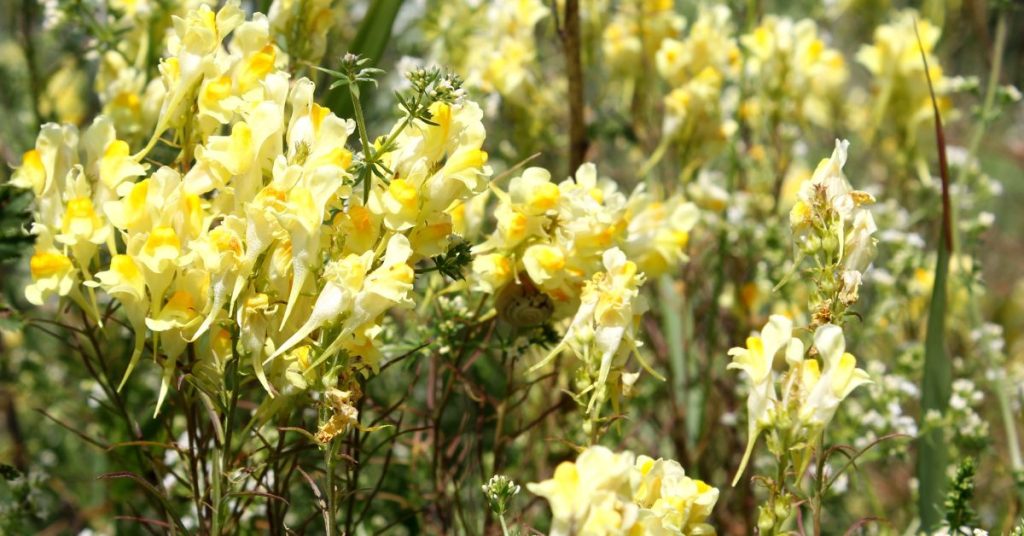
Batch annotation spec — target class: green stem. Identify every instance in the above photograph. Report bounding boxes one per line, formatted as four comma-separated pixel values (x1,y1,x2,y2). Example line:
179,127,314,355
997,376,1024,499
211,446,223,535
324,441,338,536
562,0,587,175
498,514,511,536
766,454,791,536
348,83,373,204
812,434,825,536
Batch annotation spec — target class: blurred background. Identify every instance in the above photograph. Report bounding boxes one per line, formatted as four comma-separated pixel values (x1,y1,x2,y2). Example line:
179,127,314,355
0,0,1022,533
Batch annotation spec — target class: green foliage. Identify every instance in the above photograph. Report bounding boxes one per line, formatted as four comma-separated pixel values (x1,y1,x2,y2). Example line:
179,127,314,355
916,19,955,530
0,187,32,264
425,238,473,280
944,457,978,532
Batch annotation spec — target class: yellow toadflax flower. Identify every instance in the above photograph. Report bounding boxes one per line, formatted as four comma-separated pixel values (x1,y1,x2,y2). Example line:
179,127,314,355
532,247,654,427
527,446,638,536
633,455,720,534
728,317,871,485
25,229,77,306
791,324,872,428
91,255,149,390
270,234,414,372
855,11,957,158
739,16,848,129
528,446,719,535
726,314,794,485
621,188,700,278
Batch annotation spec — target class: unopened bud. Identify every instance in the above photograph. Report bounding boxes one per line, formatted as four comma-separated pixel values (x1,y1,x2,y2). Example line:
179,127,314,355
821,235,839,255
757,506,776,532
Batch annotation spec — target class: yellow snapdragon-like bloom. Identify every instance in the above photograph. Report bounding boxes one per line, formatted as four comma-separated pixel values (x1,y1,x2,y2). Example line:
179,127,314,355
622,189,699,277
740,16,848,129
60,195,107,247
523,244,566,286
99,136,148,194
655,6,738,87
25,232,77,307
371,100,491,257
11,149,48,197
96,51,148,140
528,446,719,535
633,455,720,534
528,446,637,535
471,253,514,294
14,124,110,305
145,269,210,415
654,6,738,158
603,0,684,76
12,123,78,207
855,11,953,154
92,255,150,390
728,317,871,485
790,324,872,427
437,0,549,102
788,140,877,307
270,234,414,372
789,140,873,226
533,248,651,424
726,315,793,484
474,163,699,344
474,164,628,312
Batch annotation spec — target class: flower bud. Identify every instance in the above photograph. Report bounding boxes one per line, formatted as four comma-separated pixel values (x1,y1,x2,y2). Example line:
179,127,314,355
801,235,821,254
821,234,839,256
757,506,776,532
774,497,792,521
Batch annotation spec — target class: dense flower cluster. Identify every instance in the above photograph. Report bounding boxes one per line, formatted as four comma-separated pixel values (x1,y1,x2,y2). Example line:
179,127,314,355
3,0,1019,533
740,16,848,129
473,163,697,426
528,445,719,535
728,315,871,483
426,0,553,123
475,164,697,304
787,139,877,325
654,6,739,159
856,11,951,153
13,1,490,428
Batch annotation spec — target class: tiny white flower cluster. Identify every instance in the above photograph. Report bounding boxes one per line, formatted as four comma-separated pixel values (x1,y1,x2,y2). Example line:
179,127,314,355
482,474,520,515
949,378,989,448
843,360,919,453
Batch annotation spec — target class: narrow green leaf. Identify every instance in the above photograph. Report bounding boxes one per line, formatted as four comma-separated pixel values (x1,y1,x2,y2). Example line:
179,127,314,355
918,239,951,530
658,275,697,442
325,0,404,117
914,18,954,532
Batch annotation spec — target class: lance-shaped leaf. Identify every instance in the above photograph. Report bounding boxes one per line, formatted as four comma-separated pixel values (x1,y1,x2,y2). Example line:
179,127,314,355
914,18,954,532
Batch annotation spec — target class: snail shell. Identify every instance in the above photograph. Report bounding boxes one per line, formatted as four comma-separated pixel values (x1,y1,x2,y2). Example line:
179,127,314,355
496,283,554,328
